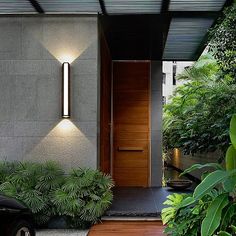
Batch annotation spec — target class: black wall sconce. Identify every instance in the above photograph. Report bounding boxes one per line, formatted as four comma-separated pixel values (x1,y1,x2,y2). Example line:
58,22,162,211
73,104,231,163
62,62,70,118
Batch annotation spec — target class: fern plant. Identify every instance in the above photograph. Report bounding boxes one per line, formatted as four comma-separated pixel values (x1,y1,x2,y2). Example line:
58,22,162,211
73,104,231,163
0,161,64,225
0,161,114,229
52,168,114,228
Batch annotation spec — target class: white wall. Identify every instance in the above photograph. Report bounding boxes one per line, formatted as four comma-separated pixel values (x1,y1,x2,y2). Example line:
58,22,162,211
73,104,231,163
162,61,193,103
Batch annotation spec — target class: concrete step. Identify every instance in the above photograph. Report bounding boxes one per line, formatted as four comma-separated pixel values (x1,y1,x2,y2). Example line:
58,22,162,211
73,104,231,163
101,216,162,221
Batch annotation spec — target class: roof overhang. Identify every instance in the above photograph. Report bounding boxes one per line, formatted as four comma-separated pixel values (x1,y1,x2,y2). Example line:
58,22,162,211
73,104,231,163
0,0,233,60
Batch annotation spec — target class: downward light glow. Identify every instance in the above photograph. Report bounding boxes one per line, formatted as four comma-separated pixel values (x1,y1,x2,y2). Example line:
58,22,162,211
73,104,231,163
62,62,70,118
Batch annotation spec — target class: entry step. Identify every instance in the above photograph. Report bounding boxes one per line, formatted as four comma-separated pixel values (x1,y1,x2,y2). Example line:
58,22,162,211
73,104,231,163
101,216,162,221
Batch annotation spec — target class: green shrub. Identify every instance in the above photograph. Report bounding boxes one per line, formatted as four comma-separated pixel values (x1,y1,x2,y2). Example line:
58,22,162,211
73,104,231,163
162,114,236,236
163,53,236,157
0,161,113,228
52,168,113,228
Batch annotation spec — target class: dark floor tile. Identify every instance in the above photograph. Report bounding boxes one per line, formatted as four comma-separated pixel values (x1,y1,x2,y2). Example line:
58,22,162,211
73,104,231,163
151,187,193,212
105,187,193,217
105,187,157,216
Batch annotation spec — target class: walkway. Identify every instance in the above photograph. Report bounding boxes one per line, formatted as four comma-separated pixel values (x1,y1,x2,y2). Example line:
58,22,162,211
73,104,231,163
88,221,164,236
105,187,192,217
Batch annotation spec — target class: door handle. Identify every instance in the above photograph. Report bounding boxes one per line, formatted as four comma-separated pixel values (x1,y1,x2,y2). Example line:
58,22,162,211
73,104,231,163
118,147,144,152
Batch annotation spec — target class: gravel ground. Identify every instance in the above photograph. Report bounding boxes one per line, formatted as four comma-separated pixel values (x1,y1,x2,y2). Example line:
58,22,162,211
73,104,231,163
36,229,88,236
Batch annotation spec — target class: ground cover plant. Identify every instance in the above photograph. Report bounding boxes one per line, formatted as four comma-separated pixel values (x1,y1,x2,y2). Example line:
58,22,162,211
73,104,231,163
0,161,113,229
162,115,236,236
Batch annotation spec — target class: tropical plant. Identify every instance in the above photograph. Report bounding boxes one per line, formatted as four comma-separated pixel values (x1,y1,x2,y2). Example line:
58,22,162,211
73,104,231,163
163,53,236,157
162,114,236,236
52,168,113,228
0,161,113,228
0,161,62,225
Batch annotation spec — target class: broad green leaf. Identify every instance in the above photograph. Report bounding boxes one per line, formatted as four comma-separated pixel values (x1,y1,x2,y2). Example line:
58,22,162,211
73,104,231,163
201,194,229,236
163,193,185,206
225,145,236,170
231,225,236,232
221,203,236,231
230,114,236,149
161,207,175,224
180,163,223,176
223,175,236,192
193,170,228,200
217,231,232,236
178,196,195,208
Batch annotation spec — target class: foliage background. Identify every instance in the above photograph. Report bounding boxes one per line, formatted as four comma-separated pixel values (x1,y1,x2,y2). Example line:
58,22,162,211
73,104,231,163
163,53,236,157
163,2,236,158
209,2,236,78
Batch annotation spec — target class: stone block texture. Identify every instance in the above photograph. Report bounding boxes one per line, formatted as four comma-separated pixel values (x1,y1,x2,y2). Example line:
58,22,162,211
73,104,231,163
0,16,98,170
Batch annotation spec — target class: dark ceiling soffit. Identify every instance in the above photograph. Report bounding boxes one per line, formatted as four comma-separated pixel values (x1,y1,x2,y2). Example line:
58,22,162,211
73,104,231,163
27,0,44,13
99,0,107,15
100,15,163,60
193,0,234,60
171,11,219,18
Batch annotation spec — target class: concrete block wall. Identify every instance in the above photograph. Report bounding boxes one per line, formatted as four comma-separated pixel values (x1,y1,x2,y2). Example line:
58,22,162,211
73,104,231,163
0,16,99,170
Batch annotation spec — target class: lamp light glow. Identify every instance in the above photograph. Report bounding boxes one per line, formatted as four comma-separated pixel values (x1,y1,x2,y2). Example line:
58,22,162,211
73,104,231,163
62,62,70,118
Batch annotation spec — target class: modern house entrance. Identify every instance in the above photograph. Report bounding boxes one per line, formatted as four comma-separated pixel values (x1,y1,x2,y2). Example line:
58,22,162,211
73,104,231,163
0,0,229,188
98,0,230,186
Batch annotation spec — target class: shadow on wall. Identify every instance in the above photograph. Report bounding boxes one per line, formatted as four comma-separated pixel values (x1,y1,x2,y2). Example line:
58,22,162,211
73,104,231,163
29,17,97,63
22,119,94,171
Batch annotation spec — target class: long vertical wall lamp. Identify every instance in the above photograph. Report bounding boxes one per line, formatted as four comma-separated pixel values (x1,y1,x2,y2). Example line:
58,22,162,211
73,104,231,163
62,62,70,118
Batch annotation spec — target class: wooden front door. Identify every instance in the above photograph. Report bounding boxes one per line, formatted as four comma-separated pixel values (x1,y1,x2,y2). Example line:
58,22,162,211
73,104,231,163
113,61,150,187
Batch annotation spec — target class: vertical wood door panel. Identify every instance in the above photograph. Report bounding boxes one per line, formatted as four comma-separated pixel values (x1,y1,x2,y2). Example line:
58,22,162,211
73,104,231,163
113,61,150,187
100,32,112,174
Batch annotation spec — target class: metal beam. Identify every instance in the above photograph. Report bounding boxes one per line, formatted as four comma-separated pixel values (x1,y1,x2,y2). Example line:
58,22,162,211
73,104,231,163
161,0,170,13
99,0,107,15
161,0,171,57
27,0,44,13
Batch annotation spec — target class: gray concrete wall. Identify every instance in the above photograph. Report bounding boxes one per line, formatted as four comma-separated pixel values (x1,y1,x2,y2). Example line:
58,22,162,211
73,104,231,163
151,61,163,187
0,16,99,170
169,149,220,179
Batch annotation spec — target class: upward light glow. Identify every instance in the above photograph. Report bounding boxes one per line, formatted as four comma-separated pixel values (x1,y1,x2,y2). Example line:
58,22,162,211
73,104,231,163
62,62,70,118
